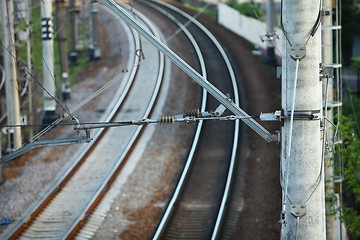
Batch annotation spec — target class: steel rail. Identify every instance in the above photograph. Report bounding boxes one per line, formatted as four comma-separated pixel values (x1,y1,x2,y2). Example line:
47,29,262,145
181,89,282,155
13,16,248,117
14,7,164,238
156,3,240,238
4,7,141,240
144,1,240,239
69,4,166,239
141,2,208,239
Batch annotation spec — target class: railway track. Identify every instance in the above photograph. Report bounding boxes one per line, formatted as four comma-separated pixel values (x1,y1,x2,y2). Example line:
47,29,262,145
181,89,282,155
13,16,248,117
4,1,243,239
136,1,241,239
4,5,165,240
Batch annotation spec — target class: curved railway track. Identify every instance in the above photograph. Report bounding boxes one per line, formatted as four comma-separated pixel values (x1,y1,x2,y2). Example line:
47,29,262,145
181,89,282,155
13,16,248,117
4,5,164,240
134,1,241,239
4,1,244,239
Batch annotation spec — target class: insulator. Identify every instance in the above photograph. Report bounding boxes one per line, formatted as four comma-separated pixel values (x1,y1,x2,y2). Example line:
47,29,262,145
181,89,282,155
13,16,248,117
160,115,175,125
185,109,201,118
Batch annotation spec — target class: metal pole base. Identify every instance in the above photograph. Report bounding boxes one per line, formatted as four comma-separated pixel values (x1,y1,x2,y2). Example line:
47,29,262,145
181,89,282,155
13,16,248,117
62,90,71,102
41,110,59,129
266,47,277,67
68,51,78,65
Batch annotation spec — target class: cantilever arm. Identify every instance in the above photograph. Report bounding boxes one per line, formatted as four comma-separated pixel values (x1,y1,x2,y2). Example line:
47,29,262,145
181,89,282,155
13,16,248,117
102,0,276,142
0,136,91,166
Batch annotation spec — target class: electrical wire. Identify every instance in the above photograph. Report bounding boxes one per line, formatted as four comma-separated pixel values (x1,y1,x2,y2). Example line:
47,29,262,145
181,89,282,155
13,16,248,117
247,0,267,33
164,2,211,42
282,58,300,210
0,65,5,90
0,42,73,119
280,0,323,48
295,217,300,239
245,0,282,58
1,113,260,130
11,1,74,117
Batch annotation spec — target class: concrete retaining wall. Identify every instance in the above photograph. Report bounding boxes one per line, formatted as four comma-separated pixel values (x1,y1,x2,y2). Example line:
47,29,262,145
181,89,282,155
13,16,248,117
218,3,283,58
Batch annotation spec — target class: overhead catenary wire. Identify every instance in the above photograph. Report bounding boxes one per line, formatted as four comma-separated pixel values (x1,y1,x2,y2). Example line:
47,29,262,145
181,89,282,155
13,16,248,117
0,41,72,119
1,114,260,131
164,2,211,42
244,0,282,58
0,65,5,90
2,3,148,145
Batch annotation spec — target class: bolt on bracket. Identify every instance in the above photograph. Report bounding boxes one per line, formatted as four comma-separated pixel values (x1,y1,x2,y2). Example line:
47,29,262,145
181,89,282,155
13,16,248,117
260,110,320,121
290,46,306,60
291,204,306,218
319,63,334,78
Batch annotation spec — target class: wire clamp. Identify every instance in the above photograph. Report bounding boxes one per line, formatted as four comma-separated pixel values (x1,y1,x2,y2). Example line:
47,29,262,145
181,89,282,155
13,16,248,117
290,46,306,60
260,110,320,121
278,210,286,225
260,110,282,121
291,204,306,217
260,31,279,43
319,64,334,78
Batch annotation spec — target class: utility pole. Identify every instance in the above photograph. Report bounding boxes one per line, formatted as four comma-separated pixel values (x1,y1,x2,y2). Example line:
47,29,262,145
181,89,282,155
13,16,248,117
280,0,326,239
55,0,71,101
68,0,79,65
265,0,276,66
88,0,101,61
26,0,34,138
41,0,58,125
1,0,22,150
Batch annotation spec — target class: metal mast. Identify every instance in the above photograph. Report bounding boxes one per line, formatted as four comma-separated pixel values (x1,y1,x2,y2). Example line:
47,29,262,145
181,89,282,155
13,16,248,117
1,0,22,150
266,0,276,66
69,0,78,65
41,0,58,125
280,0,326,238
55,0,71,101
89,0,101,61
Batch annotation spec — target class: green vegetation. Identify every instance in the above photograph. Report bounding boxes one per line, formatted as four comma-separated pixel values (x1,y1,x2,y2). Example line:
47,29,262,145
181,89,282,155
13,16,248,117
338,100,360,238
352,57,360,82
226,0,264,21
338,58,360,237
183,3,218,20
17,4,88,90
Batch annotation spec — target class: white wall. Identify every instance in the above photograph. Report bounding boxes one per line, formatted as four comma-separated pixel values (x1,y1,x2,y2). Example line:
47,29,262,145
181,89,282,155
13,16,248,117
218,3,283,58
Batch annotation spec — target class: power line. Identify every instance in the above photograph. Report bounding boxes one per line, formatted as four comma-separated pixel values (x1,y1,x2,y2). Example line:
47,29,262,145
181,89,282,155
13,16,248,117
11,1,73,116
0,42,72,118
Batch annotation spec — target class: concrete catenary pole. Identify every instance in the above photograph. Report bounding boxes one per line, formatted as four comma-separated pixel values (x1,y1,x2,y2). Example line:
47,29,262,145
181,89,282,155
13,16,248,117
266,0,276,66
25,0,34,138
69,0,78,65
1,0,22,150
41,0,58,125
55,0,71,101
280,0,326,239
322,0,336,238
88,0,101,61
